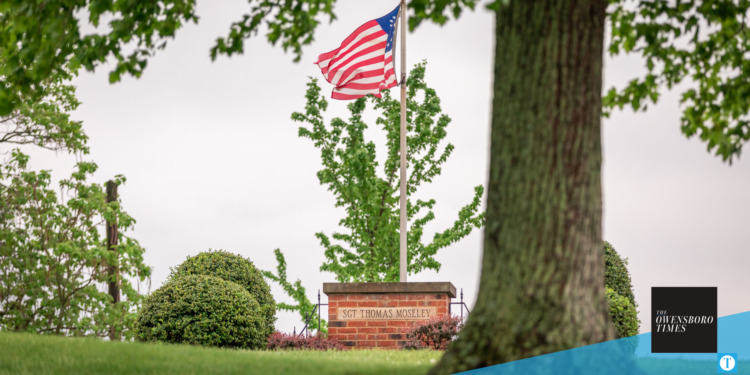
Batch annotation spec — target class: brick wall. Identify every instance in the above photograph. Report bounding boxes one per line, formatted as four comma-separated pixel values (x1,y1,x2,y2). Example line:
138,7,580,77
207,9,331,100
326,293,450,349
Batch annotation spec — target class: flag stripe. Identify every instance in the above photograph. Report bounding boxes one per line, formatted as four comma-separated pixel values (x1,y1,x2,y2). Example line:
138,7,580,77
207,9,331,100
326,31,386,74
335,55,386,87
318,27,384,75
340,56,394,87
329,44,387,85
316,23,381,75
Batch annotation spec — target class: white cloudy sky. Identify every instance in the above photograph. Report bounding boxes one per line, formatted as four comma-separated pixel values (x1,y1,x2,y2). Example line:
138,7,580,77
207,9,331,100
16,1,750,334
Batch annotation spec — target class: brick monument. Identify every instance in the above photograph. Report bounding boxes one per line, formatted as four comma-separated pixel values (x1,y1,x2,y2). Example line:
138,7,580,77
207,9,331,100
323,282,456,349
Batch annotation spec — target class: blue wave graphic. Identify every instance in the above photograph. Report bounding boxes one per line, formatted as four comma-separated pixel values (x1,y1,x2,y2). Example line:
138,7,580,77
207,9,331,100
460,311,750,374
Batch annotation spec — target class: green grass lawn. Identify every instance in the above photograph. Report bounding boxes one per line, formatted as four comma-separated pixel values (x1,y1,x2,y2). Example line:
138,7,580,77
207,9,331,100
0,332,443,375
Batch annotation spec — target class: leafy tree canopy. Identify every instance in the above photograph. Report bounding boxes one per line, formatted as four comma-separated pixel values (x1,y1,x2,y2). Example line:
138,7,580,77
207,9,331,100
0,1,197,116
1,69,87,155
4,0,746,161
606,0,750,162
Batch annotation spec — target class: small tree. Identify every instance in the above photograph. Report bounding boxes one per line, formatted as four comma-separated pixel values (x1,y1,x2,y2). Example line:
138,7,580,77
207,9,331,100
262,63,483,332
293,61,484,283
0,150,150,338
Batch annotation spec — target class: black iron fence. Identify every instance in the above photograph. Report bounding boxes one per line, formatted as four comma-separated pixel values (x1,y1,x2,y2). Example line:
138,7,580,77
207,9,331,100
297,290,326,337
449,288,471,323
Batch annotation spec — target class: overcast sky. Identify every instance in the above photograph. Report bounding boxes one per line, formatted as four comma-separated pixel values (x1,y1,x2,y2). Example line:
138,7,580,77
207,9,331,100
16,0,750,335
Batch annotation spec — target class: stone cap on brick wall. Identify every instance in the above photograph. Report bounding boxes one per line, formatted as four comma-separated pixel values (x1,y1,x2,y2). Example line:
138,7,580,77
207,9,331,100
323,282,456,298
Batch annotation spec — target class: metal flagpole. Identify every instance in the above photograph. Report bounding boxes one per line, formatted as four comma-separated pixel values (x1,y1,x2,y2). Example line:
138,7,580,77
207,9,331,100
399,0,407,283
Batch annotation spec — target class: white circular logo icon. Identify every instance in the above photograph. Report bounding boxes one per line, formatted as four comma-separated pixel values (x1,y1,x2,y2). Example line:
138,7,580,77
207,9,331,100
720,355,736,371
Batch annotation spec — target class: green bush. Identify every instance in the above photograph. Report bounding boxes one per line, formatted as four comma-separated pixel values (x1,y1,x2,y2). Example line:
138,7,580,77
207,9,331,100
606,288,640,339
134,275,266,349
604,241,636,308
604,241,640,337
169,250,276,339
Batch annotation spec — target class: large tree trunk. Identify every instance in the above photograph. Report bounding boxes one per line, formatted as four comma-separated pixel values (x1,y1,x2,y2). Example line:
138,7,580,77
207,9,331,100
430,1,611,373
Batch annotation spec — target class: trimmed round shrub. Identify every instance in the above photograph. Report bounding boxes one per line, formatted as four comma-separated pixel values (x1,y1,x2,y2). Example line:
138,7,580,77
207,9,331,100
169,250,276,340
604,241,637,308
134,275,266,349
606,288,640,344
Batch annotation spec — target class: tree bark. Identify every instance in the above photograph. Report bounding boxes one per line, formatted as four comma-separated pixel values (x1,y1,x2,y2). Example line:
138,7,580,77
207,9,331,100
430,1,611,373
105,180,120,340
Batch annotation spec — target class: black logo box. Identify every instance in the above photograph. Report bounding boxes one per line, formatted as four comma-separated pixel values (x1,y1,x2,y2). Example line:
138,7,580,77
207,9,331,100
651,287,717,353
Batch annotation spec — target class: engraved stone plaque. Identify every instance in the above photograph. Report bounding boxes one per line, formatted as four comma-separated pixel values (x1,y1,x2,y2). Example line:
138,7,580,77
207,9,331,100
337,307,437,320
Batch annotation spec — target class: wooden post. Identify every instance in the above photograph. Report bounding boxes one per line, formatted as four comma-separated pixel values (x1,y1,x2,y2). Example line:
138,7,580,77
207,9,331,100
318,289,321,341
399,0,407,283
105,180,120,340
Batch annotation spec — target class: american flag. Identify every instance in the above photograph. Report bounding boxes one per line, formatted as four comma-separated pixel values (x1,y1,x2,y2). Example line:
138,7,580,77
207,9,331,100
314,5,400,100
